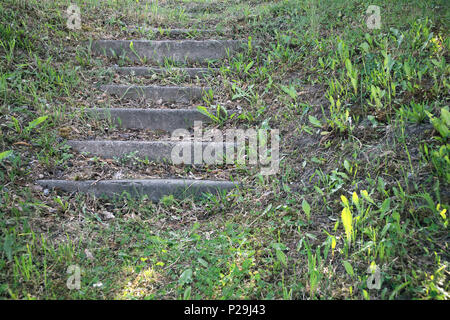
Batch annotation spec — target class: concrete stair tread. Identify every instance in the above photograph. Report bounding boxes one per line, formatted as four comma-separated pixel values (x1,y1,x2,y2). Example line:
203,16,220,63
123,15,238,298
66,140,237,163
36,179,238,201
100,84,210,103
91,39,243,63
132,27,226,35
81,107,230,131
113,66,218,77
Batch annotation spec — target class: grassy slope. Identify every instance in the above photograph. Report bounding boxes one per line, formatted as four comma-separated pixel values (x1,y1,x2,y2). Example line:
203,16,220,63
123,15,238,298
0,0,449,299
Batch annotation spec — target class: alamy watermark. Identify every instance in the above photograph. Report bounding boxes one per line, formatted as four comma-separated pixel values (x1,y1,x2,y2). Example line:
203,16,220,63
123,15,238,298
66,264,81,290
366,5,381,30
366,264,382,290
64,4,381,33
171,121,280,175
67,4,81,30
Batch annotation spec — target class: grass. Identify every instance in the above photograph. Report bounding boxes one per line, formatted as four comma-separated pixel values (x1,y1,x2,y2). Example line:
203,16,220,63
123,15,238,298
0,0,449,299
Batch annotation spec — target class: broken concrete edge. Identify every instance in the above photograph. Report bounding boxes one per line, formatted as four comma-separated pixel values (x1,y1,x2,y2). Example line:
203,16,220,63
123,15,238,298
36,179,241,202
66,140,241,162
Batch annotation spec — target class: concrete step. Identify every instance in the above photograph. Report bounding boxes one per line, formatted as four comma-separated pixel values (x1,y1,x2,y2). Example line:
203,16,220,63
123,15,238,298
67,140,236,164
100,85,209,103
132,27,225,36
91,40,242,63
36,179,237,201
113,66,217,77
82,108,212,132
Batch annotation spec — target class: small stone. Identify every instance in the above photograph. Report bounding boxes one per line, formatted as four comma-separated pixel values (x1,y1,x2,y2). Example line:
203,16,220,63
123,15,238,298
101,210,115,220
84,249,94,260
113,171,123,180
32,185,43,193
43,189,49,196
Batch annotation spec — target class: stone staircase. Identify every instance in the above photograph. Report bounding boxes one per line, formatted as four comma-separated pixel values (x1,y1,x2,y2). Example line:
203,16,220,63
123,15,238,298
37,29,244,201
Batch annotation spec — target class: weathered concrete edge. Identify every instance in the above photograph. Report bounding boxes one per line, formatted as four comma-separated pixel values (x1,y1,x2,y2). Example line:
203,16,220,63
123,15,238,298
130,27,225,35
66,140,238,163
113,67,218,77
80,108,225,131
99,85,211,103
36,179,239,201
89,39,245,63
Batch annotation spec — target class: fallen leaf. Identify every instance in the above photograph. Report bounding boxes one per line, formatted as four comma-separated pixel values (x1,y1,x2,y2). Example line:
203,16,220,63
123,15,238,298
13,141,32,147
